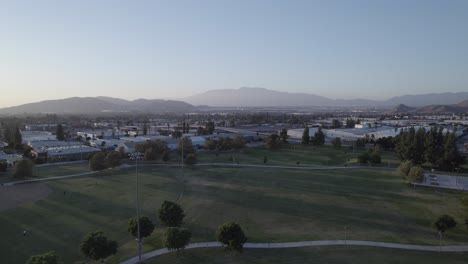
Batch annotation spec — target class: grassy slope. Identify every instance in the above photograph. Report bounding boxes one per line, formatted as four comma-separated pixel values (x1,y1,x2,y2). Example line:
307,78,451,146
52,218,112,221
148,246,468,264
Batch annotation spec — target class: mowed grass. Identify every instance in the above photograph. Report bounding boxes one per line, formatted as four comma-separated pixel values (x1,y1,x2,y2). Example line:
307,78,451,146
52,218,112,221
0,165,467,263
148,246,468,264
0,167,184,264
33,162,92,178
196,145,354,166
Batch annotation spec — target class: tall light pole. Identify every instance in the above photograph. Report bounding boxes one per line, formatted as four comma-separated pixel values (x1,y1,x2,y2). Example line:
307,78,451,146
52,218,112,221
131,152,142,263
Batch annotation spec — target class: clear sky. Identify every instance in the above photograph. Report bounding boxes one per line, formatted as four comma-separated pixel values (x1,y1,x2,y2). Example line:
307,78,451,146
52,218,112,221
1,0,467,107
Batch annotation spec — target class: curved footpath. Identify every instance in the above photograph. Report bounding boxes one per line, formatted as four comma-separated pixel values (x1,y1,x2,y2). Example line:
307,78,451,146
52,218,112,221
120,240,468,264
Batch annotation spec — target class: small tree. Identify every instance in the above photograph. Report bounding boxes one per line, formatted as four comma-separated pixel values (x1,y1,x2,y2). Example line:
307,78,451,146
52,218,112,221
105,151,121,168
331,137,342,149
357,153,370,164
265,134,281,149
128,216,155,238
184,153,197,165
89,152,107,171
79,231,117,262
26,251,59,264
158,201,185,227
369,152,381,164
178,137,195,156
301,127,310,145
408,166,424,183
398,161,414,177
216,222,247,253
56,124,65,141
13,159,34,178
232,135,246,150
433,215,457,250
279,128,288,143
162,227,192,254
0,160,7,172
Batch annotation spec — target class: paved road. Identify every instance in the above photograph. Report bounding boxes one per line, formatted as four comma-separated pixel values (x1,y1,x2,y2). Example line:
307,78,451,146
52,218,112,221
120,240,468,264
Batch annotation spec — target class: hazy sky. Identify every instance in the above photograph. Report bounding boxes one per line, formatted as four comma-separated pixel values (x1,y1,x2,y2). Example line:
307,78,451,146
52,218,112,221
1,0,467,107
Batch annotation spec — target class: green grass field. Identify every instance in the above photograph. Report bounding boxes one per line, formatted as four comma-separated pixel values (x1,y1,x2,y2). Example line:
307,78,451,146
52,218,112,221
1,163,467,263
147,246,468,264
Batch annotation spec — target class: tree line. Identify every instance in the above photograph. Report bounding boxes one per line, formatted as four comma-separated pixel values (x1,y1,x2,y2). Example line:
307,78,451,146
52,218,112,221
395,127,464,170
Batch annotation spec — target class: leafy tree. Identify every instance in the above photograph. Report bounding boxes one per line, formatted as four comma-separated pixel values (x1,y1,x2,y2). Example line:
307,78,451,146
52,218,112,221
143,123,148,136
0,160,7,172
332,119,341,128
408,166,424,183
162,227,192,254
398,161,414,177
13,159,34,178
79,231,117,261
355,138,366,149
232,135,246,150
357,152,370,164
369,149,381,164
26,251,59,264
128,216,155,238
313,127,325,146
89,152,107,171
204,139,217,151
178,137,195,156
158,201,186,227
433,215,457,249
279,128,288,143
184,153,197,165
56,124,65,141
118,146,127,158
265,134,281,149
331,137,341,149
162,151,170,163
105,151,121,168
345,118,356,128
14,126,22,149
136,140,170,161
205,121,215,135
301,127,310,145
216,222,247,253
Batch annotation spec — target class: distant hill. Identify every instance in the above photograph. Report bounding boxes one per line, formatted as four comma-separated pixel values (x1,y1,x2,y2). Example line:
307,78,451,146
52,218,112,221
185,87,468,107
384,104,415,114
415,104,467,114
457,100,468,108
0,97,193,114
185,87,376,107
385,92,468,107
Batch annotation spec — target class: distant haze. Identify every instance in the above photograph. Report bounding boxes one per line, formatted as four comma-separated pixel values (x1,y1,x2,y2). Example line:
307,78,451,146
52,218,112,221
1,1,468,107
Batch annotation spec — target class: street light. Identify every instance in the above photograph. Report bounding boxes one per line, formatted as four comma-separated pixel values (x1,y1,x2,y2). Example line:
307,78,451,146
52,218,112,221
129,151,143,263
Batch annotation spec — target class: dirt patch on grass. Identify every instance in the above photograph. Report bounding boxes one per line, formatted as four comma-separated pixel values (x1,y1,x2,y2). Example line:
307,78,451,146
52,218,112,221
0,183,51,211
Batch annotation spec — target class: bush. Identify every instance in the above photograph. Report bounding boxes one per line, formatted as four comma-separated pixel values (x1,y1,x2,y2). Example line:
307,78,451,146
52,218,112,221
184,154,197,165
357,152,370,164
370,152,381,164
408,166,424,183
398,161,414,176
13,159,34,178
26,251,59,264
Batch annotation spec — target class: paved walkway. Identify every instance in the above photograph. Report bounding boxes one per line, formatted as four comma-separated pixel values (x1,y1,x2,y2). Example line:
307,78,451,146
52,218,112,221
120,240,468,264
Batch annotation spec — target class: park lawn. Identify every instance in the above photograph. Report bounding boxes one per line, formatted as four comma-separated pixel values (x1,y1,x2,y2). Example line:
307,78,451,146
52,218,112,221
0,166,184,264
33,162,92,178
147,246,468,264
196,144,351,166
1,166,467,263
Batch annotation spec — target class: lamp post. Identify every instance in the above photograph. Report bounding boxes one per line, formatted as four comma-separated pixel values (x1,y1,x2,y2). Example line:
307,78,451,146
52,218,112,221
130,152,143,263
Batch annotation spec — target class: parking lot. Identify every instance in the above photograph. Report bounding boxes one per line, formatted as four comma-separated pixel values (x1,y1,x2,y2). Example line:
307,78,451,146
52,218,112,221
418,173,468,191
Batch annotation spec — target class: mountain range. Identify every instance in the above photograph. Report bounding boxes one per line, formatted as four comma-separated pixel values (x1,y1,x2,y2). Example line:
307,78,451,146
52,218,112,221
184,87,468,107
0,87,467,114
0,97,193,114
